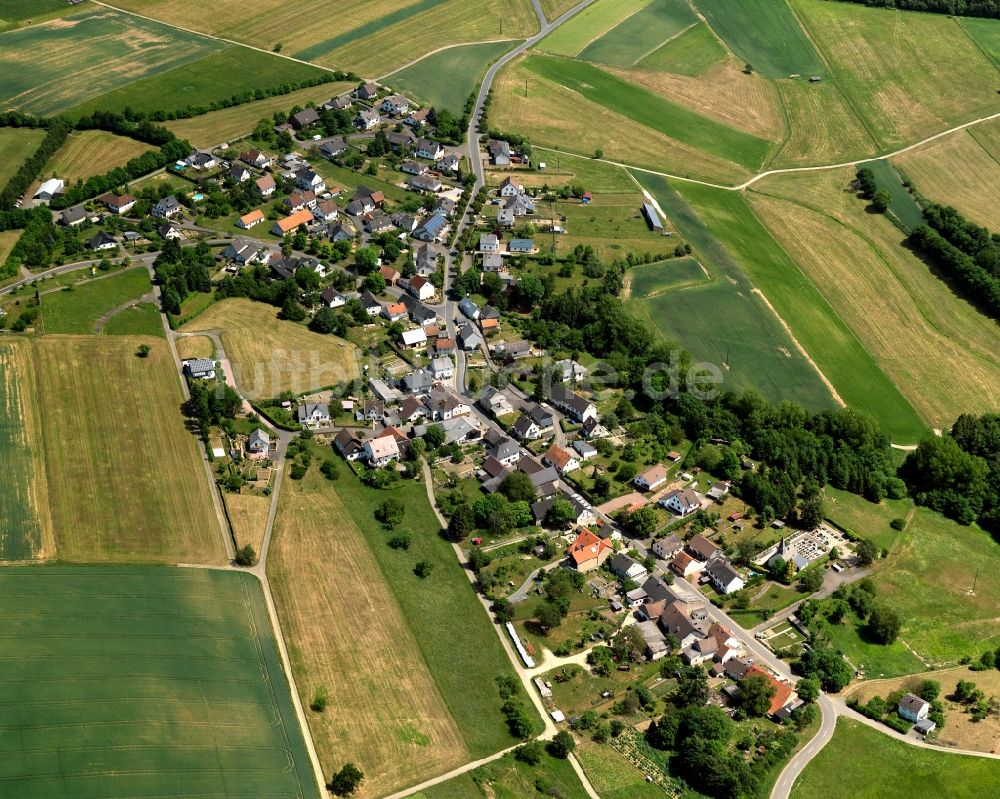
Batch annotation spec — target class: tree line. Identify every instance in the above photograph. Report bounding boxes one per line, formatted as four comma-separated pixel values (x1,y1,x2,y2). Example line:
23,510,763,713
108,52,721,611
0,119,70,211
826,0,1000,18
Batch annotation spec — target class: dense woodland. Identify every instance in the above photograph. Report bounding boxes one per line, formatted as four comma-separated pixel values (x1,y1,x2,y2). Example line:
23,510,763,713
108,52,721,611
902,413,1000,530
828,0,1000,17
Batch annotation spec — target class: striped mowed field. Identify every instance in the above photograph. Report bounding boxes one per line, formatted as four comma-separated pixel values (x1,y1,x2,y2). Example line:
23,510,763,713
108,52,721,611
30,335,226,563
0,566,319,798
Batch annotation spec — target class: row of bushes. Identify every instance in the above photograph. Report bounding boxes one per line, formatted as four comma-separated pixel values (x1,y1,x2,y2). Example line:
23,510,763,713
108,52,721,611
107,70,358,123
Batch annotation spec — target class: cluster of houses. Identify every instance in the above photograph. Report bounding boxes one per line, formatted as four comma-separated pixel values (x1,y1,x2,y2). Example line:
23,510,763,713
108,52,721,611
631,576,801,720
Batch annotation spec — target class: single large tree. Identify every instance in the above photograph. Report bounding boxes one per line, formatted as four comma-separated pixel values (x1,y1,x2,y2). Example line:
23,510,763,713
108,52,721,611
328,763,364,796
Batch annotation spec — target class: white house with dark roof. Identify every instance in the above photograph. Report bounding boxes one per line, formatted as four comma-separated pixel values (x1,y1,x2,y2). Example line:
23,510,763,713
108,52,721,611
296,402,331,427
706,560,744,594
659,488,702,517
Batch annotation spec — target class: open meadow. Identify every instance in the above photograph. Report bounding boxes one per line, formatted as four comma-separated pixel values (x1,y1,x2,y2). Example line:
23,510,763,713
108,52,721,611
791,0,1000,151
224,491,269,557
894,128,1000,230
0,128,44,186
537,0,649,57
791,718,1000,799
32,335,225,563
0,0,69,24
0,565,318,798
100,301,164,337
823,486,910,553
40,267,153,335
389,40,515,114
627,257,708,298
165,81,354,146
749,167,1000,432
491,58,749,182
690,0,824,78
46,131,153,184
0,340,53,561
770,78,878,167
269,467,467,797
871,508,1000,670
180,298,360,399
522,55,773,171
575,742,667,799
0,9,224,116
175,334,215,360
637,22,726,76
607,58,785,141
577,0,696,68
68,46,328,118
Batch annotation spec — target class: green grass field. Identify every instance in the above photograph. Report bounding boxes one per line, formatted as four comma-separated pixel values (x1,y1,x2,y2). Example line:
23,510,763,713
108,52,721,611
577,0,696,67
522,55,772,170
0,9,224,115
673,181,928,442
0,127,44,186
41,268,152,335
792,718,1000,799
0,566,318,798
872,508,1000,668
0,0,67,21
100,301,165,337
390,40,514,114
962,16,1000,64
691,0,825,78
631,171,839,411
416,750,589,798
823,486,909,552
69,46,327,118
331,471,542,754
637,21,727,76
0,340,48,561
538,0,649,56
627,257,708,298
858,159,925,232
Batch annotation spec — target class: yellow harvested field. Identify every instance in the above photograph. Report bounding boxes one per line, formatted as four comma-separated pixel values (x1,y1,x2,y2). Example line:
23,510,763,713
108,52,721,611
604,59,785,142
269,469,467,796
328,0,538,76
792,0,1000,150
969,116,1000,158
180,298,360,399
224,492,269,555
491,57,749,183
175,335,215,360
166,82,354,146
31,336,225,564
846,667,1000,753
540,0,578,20
771,79,877,167
0,340,54,562
47,131,153,183
894,130,1000,230
749,168,1000,428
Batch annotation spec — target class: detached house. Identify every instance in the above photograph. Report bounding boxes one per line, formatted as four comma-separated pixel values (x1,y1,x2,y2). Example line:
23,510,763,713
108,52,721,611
355,109,380,130
290,108,319,130
380,93,412,115
255,174,277,198
296,403,331,427
706,560,744,595
543,444,580,475
247,429,270,460
100,193,136,215
634,464,668,493
295,168,325,193
499,176,522,197
566,529,612,572
364,435,401,467
407,275,435,301
488,139,511,166
659,488,702,517
240,149,272,169
152,195,181,218
610,552,648,583
414,138,444,160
